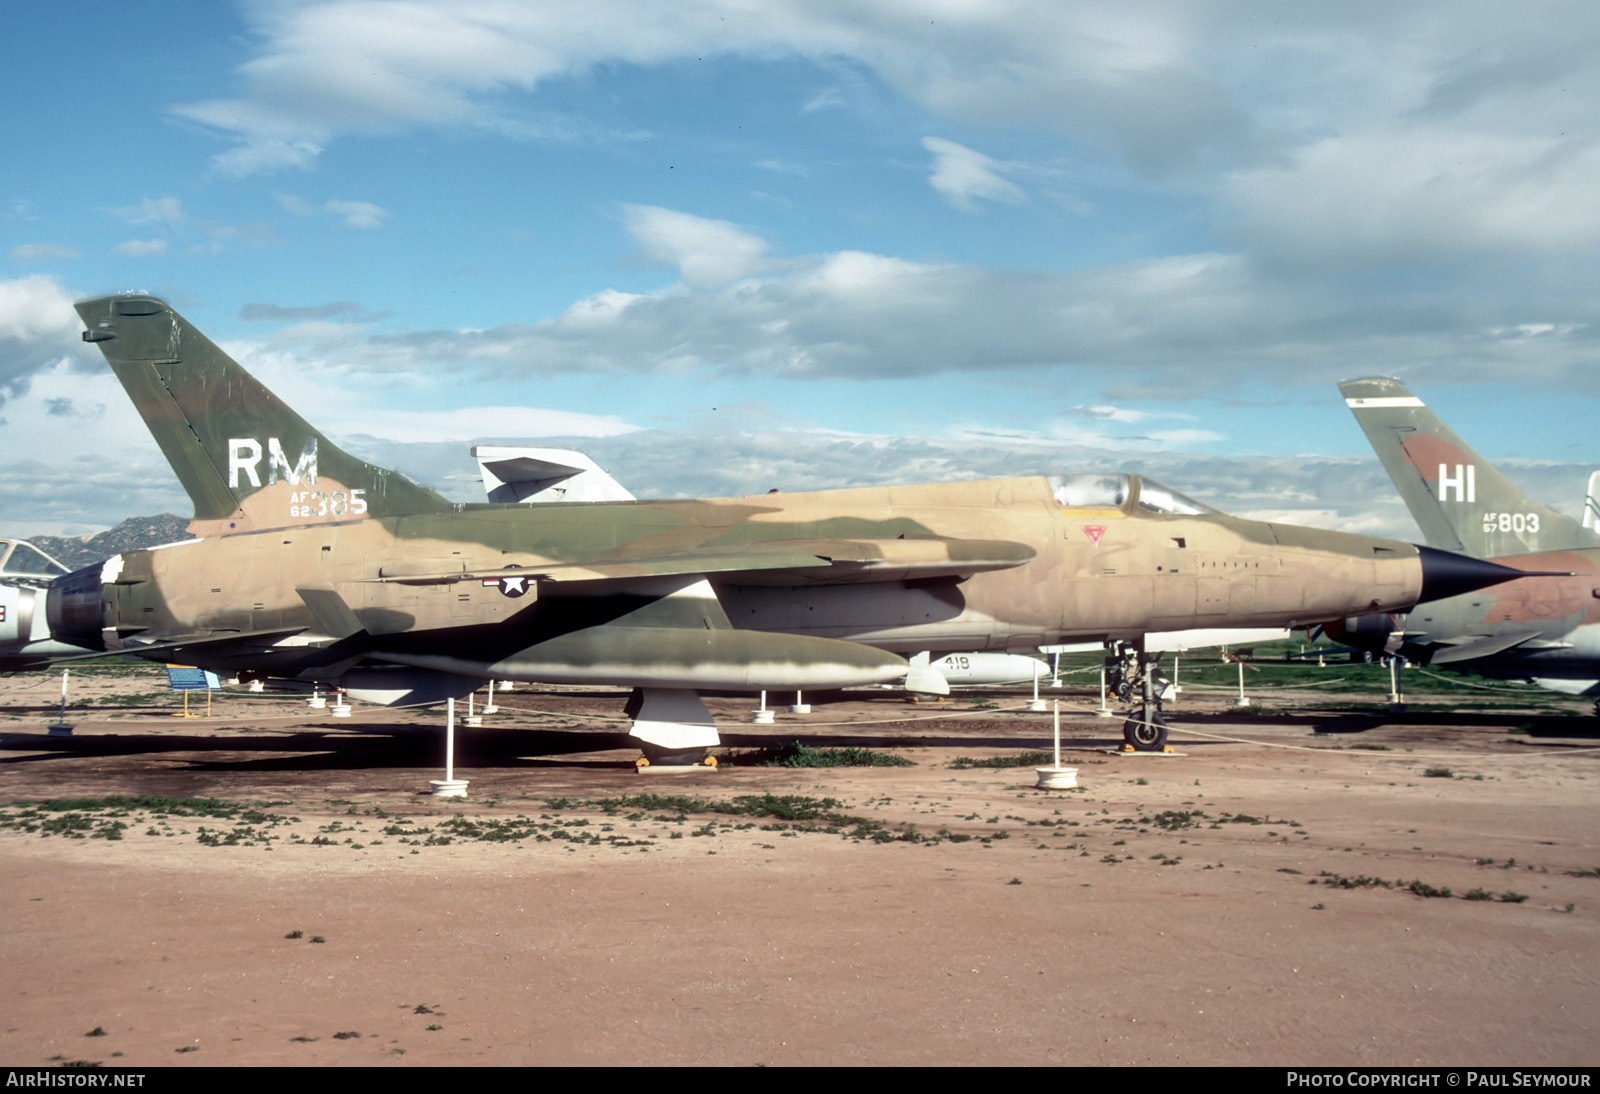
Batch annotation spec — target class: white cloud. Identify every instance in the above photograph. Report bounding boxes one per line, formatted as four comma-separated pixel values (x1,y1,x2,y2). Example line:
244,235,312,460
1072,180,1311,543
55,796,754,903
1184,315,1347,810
753,158,808,177
0,276,80,343
253,207,1600,396
164,1,1600,298
101,195,243,255
165,2,1266,176
274,192,317,217
323,199,387,229
213,137,322,177
1143,428,1227,447
0,275,94,393
180,219,277,255
1227,128,1600,268
922,137,1027,210
622,204,773,288
0,356,190,532
954,421,1226,451
275,193,388,229
800,86,846,113
330,405,638,444
241,300,367,322
112,239,167,257
7,243,79,262
112,196,184,228
1068,404,1164,424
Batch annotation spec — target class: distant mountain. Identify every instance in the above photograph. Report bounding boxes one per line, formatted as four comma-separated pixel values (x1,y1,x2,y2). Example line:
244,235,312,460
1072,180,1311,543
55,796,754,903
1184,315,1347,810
30,515,192,569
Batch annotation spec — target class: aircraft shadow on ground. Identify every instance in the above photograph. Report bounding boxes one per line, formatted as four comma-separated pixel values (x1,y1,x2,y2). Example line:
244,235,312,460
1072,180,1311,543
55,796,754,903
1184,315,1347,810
715,730,1175,752
0,717,1202,776
5,701,1583,778
1288,710,1600,741
0,725,639,773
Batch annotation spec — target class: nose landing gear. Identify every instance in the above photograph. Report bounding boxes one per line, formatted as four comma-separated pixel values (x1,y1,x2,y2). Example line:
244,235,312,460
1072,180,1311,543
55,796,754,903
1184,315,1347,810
1105,640,1172,752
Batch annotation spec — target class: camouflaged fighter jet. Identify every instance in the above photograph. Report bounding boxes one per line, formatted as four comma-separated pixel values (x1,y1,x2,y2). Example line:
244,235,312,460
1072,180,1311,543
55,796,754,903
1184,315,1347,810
44,296,1529,757
1336,378,1600,704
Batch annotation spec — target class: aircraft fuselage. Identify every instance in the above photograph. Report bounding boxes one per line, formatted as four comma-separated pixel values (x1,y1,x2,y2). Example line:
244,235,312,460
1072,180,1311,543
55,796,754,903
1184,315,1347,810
50,475,1429,689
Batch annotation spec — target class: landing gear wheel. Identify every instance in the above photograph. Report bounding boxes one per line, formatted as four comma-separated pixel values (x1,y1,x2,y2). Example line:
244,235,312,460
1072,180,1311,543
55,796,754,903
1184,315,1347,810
1123,711,1168,752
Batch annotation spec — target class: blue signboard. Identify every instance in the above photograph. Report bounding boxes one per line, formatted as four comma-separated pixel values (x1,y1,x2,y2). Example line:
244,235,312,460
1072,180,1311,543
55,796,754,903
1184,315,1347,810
166,665,221,691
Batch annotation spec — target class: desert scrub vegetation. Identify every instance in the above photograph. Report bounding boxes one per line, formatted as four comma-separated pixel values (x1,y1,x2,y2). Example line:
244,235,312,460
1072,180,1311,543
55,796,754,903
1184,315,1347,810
0,795,295,845
732,741,913,767
1314,871,1537,903
949,751,1058,769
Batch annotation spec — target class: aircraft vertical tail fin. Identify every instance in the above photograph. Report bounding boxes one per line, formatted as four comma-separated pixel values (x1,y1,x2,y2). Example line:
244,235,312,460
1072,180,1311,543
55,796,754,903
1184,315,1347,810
76,295,453,533
1583,471,1600,533
1340,377,1598,556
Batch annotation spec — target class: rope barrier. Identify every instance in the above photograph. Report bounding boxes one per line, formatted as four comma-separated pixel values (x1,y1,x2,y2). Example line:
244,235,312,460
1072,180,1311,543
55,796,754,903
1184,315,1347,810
1411,666,1549,693
29,680,1598,765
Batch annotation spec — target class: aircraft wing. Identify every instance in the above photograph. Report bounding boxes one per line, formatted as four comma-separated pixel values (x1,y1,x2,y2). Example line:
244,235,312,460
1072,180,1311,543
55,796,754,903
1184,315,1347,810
364,536,1037,587
1427,628,1547,665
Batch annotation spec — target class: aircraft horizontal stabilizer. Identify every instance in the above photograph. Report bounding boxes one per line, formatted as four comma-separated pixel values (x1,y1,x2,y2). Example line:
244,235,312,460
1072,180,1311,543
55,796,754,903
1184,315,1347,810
1428,629,1545,664
473,446,635,503
106,626,310,661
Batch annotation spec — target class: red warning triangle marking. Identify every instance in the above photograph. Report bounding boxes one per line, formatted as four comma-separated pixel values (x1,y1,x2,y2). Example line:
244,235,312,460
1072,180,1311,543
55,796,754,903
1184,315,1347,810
1081,525,1107,546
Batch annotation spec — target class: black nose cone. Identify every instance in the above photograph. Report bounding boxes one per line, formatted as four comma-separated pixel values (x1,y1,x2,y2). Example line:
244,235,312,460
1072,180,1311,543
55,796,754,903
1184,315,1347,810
1415,545,1553,604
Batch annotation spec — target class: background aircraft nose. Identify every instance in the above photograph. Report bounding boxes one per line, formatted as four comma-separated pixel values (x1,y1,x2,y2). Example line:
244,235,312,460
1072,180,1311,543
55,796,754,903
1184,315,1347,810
1414,544,1562,604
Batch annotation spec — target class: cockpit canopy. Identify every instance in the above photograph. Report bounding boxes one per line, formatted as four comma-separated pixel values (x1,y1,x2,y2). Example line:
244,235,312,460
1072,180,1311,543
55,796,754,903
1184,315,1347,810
0,539,68,579
1047,474,1220,516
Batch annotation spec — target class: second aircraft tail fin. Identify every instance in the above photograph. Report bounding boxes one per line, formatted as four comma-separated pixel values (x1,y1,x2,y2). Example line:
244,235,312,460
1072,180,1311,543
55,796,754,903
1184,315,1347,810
76,295,453,534
1340,376,1597,556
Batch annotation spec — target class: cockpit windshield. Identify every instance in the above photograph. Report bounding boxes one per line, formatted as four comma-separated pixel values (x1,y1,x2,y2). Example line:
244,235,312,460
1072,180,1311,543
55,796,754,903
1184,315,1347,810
0,540,69,577
1135,477,1220,516
1048,474,1130,509
1047,474,1219,515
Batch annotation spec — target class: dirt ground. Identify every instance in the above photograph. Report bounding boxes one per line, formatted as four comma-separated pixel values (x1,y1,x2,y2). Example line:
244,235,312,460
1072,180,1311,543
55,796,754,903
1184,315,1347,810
1,669,1597,1067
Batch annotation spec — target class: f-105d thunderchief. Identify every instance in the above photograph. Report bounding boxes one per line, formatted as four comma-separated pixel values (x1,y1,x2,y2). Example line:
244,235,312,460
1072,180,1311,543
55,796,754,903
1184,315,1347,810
45,296,1526,758
1335,378,1600,705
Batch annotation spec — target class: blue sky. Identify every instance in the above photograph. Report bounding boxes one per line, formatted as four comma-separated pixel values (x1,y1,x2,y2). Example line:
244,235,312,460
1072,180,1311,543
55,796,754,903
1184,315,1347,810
3,1,1597,538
